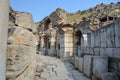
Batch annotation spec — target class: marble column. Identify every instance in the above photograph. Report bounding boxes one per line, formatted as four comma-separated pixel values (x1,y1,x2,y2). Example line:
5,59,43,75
0,0,9,80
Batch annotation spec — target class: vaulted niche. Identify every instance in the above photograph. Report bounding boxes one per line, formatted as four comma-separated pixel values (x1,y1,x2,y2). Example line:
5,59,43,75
74,30,82,56
75,30,82,46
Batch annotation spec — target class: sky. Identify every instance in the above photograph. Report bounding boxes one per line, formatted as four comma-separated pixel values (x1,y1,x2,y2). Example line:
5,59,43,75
10,0,120,22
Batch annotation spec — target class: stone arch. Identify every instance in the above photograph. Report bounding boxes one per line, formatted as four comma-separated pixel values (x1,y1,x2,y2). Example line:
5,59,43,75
75,30,82,46
74,30,83,56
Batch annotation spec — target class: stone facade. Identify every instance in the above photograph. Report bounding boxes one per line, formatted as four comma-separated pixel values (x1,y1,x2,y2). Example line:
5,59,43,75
37,8,120,80
37,8,74,61
74,18,120,79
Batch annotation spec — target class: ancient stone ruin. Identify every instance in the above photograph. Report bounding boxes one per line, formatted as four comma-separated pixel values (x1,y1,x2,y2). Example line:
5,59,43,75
7,7,37,80
36,3,120,80
0,0,120,80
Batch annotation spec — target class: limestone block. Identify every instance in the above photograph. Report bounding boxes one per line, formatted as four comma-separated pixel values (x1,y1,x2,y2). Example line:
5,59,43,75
90,32,94,47
78,46,82,57
75,56,79,69
8,27,36,46
100,48,107,56
106,48,114,57
60,37,65,43
100,28,107,48
65,52,70,58
15,12,34,30
83,55,93,77
80,47,84,54
83,48,90,55
89,48,94,55
60,42,64,48
64,42,73,48
65,37,73,43
115,19,120,47
60,47,65,53
73,47,78,55
92,56,108,79
94,48,100,56
106,24,115,47
78,57,83,72
94,31,100,47
113,48,120,58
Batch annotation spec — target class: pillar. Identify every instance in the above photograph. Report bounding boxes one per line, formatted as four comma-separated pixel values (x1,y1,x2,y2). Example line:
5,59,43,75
0,0,9,79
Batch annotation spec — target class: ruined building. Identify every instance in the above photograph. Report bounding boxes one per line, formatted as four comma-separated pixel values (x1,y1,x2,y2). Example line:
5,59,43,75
36,3,120,80
0,0,120,80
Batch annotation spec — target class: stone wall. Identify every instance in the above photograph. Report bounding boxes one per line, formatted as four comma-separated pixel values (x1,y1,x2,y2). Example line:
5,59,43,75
75,18,120,79
7,11,37,80
37,8,70,58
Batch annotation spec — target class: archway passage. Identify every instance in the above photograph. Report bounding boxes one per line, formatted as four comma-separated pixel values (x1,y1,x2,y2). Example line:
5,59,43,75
74,30,82,56
75,30,82,46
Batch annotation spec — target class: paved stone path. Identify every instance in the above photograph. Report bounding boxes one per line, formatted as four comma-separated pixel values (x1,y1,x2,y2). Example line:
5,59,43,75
34,55,90,80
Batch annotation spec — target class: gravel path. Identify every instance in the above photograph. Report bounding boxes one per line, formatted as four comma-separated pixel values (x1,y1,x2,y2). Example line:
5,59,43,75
34,55,90,80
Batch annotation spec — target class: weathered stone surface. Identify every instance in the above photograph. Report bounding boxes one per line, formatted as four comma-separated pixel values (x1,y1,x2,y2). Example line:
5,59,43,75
106,48,114,57
115,18,120,47
106,24,115,48
100,28,107,48
49,8,67,25
94,31,100,47
113,48,120,58
94,48,100,56
90,32,94,47
89,48,94,55
8,27,36,46
100,48,107,56
78,57,83,72
35,55,90,80
92,56,108,79
102,72,119,80
83,55,93,77
75,56,79,69
7,9,36,80
15,12,34,30
84,48,90,55
7,45,36,80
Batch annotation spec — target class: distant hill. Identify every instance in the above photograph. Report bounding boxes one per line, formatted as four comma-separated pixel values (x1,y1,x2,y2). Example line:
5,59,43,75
67,2,120,24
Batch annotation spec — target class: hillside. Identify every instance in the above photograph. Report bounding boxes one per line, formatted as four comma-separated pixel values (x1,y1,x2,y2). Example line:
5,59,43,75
67,2,120,24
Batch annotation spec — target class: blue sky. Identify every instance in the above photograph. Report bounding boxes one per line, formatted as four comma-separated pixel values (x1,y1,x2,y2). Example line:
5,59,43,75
10,0,120,22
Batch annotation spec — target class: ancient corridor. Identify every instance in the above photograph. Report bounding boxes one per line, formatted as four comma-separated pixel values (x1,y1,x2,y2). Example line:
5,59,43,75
35,54,90,80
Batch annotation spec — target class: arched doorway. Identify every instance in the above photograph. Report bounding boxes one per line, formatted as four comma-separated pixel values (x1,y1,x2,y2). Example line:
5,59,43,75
74,30,82,56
